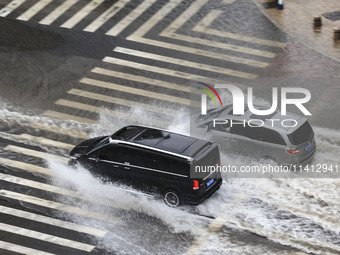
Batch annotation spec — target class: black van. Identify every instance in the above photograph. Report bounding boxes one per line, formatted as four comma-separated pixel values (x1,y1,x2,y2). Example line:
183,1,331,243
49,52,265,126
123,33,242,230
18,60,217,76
69,125,222,206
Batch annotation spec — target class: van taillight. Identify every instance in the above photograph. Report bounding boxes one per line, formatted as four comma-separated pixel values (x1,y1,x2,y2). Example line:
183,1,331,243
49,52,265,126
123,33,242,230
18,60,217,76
286,149,301,155
193,180,199,190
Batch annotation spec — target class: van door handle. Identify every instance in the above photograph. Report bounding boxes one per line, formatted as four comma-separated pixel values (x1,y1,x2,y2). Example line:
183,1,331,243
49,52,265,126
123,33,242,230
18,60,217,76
231,138,237,141
124,167,130,169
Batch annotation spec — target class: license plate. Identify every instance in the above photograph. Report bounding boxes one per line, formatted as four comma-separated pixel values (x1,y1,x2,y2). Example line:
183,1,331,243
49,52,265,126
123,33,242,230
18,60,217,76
207,179,214,187
305,144,312,151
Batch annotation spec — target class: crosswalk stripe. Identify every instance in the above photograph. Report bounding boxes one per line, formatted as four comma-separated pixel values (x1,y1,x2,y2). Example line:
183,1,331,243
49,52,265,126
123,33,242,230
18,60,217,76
106,0,157,36
39,0,78,25
0,189,120,224
103,56,244,87
162,32,276,58
127,0,268,67
67,88,181,115
0,172,130,212
60,0,105,29
30,122,89,139
91,67,194,93
160,0,208,35
55,98,169,127
114,46,258,79
0,240,55,255
128,35,269,68
0,132,74,151
157,0,276,58
44,110,97,124
283,253,309,255
159,0,283,53
80,77,194,106
129,0,182,39
17,0,53,21
55,98,111,115
83,0,131,32
0,205,106,237
0,157,54,176
4,145,68,164
0,158,139,212
0,0,26,17
193,9,286,48
18,134,74,151
0,222,95,252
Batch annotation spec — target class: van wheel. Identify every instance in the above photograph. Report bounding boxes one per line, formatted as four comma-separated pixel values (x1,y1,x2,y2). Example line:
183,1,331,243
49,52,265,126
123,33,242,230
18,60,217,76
164,190,181,207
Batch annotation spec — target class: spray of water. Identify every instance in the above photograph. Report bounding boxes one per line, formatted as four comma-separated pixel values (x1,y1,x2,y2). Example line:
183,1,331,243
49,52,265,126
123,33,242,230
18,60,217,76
2,96,340,254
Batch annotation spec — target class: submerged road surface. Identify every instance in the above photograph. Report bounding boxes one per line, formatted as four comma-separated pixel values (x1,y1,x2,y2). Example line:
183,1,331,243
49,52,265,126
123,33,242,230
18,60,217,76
0,0,339,254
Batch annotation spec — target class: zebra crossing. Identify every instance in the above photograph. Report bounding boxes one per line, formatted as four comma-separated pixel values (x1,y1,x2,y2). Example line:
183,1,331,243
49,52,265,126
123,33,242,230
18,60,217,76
0,0,287,127
0,130,140,254
0,0,288,253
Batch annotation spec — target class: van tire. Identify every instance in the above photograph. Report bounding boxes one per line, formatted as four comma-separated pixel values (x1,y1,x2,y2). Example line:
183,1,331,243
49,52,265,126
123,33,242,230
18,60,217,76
164,190,181,207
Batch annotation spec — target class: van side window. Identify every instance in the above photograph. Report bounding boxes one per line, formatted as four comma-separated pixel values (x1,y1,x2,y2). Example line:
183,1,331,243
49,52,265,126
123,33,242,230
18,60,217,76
121,146,139,165
94,145,121,162
169,159,189,176
261,128,286,145
122,147,164,170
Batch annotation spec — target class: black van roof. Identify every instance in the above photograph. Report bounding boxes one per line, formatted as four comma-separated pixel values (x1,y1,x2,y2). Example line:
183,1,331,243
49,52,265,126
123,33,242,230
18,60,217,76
111,125,213,159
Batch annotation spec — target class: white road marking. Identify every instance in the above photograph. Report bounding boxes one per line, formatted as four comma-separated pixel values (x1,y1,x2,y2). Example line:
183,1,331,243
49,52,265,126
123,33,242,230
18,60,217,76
0,0,26,17
67,88,181,115
60,0,105,29
83,0,131,32
55,98,169,127
163,32,276,58
91,67,195,93
106,0,157,36
158,0,276,58
17,0,52,21
283,253,309,255
0,189,120,224
0,240,55,255
103,56,243,87
18,134,74,151
0,157,54,176
43,110,97,124
0,172,131,211
39,0,78,25
4,145,68,164
80,77,194,106
0,205,106,237
114,46,257,79
128,35,269,68
30,122,89,140
0,222,95,252
127,0,268,67
160,0,208,35
128,0,182,39
192,9,286,48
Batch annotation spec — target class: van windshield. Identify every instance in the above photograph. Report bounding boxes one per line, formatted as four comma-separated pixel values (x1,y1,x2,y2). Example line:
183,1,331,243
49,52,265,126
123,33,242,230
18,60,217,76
288,121,313,145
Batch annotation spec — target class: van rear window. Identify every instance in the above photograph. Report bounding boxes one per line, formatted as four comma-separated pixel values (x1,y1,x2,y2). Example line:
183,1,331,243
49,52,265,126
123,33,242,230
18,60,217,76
288,121,313,145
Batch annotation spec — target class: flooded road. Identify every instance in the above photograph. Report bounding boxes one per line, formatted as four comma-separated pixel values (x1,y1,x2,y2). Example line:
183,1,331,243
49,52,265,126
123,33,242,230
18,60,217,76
0,0,340,254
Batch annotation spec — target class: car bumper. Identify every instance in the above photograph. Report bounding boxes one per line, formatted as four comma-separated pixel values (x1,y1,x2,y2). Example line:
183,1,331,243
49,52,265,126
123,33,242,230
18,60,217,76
186,178,223,205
